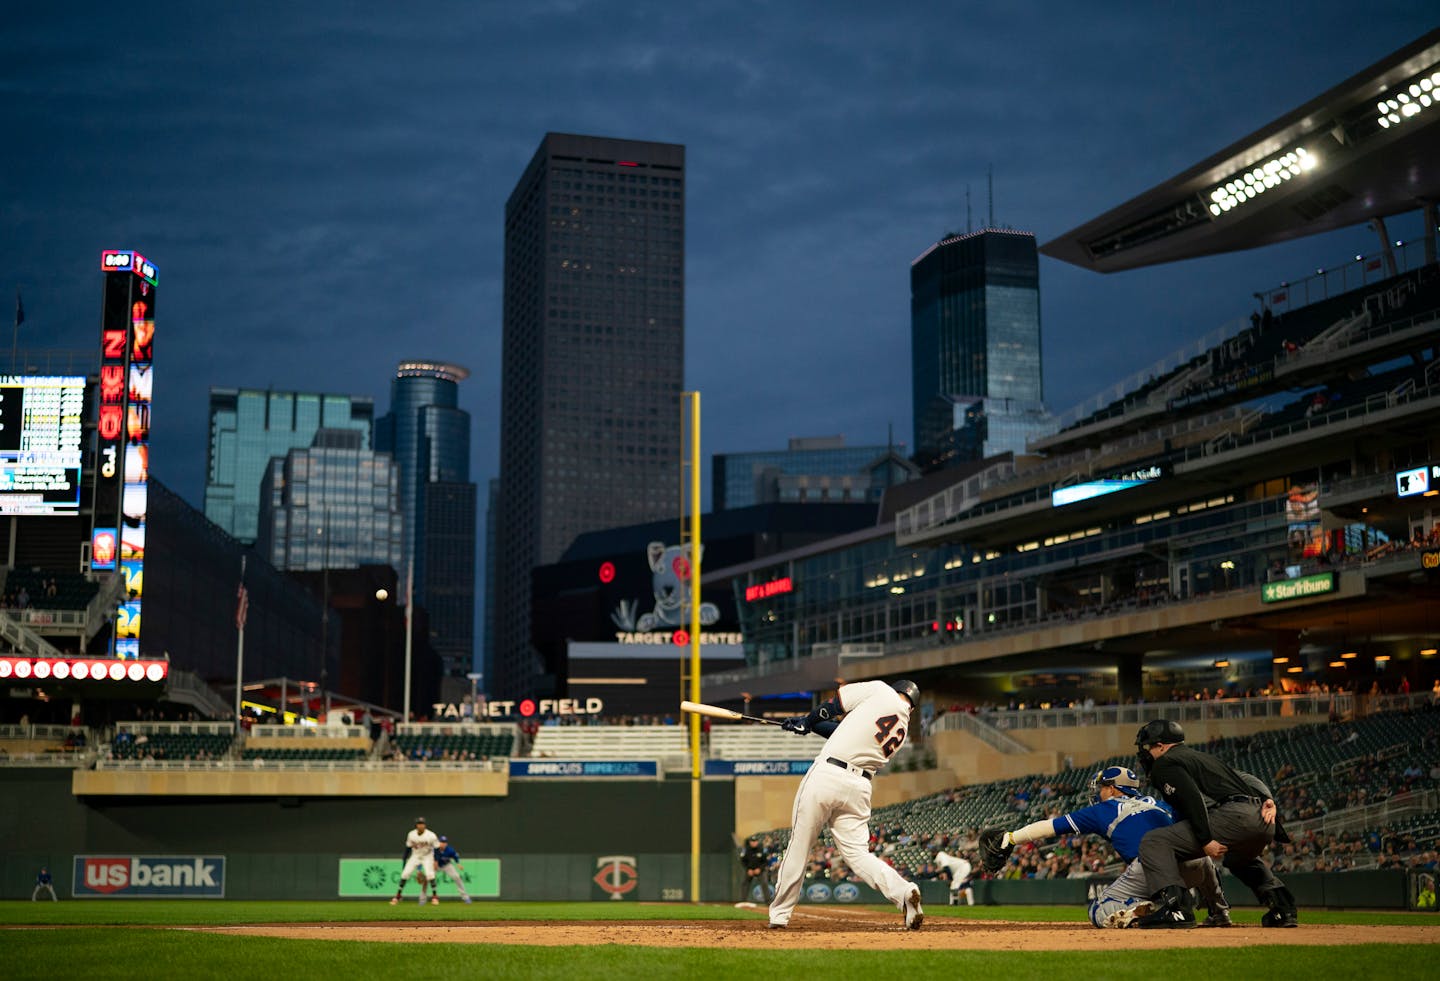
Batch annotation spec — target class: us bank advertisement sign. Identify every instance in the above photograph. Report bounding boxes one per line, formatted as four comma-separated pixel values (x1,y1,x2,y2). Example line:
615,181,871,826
73,856,225,898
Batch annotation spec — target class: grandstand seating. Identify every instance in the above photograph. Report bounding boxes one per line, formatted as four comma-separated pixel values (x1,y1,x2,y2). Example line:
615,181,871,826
240,747,368,762
2,570,98,611
753,706,1440,878
709,726,824,760
391,730,515,760
111,730,232,761
528,725,689,769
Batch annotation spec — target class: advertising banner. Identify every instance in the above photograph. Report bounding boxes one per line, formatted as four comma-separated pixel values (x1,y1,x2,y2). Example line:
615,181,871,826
337,858,500,898
1260,572,1336,604
705,759,812,776
509,760,659,778
73,855,224,898
591,855,639,901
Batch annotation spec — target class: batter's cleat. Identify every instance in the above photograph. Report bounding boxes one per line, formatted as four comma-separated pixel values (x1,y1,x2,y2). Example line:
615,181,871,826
1200,911,1234,927
389,897,399,906
903,886,924,930
767,921,787,930
463,897,472,904
1103,901,1154,929
431,897,440,905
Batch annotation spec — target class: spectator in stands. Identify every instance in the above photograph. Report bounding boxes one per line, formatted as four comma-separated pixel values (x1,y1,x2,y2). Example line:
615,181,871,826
15,587,28,609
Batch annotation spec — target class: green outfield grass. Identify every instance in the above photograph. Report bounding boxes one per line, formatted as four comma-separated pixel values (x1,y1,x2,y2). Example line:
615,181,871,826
0,899,1432,927
0,902,1434,980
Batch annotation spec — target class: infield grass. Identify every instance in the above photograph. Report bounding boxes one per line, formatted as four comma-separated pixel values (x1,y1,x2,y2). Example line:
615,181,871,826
1,902,1435,980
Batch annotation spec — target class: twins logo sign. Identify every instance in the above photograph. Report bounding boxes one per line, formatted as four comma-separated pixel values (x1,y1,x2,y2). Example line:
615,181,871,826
592,855,638,901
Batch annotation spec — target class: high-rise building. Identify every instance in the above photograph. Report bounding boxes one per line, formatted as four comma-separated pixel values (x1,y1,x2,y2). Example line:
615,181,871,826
204,388,373,544
910,229,1050,466
255,429,403,573
713,436,918,510
374,361,476,690
495,132,685,698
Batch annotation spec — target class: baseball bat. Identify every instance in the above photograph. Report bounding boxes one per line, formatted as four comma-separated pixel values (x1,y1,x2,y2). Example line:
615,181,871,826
680,700,783,726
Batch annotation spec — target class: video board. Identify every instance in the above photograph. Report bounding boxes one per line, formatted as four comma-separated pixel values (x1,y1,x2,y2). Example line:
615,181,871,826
0,375,85,516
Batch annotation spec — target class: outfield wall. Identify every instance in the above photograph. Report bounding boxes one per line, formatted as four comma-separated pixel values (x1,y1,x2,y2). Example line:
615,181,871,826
0,769,737,901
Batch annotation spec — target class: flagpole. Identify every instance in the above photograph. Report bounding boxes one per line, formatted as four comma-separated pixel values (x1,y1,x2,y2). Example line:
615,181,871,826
402,557,413,725
234,556,247,735
12,288,22,374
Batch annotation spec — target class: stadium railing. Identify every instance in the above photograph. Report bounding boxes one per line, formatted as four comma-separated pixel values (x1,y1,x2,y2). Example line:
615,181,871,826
930,693,1356,734
91,757,507,772
246,724,368,740
1287,788,1439,839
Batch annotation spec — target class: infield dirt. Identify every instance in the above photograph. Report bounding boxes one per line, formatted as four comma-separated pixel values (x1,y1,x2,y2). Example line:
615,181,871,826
196,905,1440,950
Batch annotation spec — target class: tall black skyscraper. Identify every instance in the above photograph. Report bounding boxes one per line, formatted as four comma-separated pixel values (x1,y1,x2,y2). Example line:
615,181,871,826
494,132,685,699
910,228,1049,468
375,361,476,695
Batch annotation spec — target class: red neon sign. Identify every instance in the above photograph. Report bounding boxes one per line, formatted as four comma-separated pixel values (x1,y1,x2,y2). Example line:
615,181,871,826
745,577,794,602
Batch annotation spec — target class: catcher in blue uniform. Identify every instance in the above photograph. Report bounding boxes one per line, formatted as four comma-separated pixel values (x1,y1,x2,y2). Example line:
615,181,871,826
978,766,1231,927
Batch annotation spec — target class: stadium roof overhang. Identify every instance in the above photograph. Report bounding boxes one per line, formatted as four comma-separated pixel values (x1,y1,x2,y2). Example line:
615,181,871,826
1042,30,1440,272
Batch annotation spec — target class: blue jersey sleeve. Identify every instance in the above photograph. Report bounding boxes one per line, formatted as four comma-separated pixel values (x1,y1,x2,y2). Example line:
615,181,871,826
1054,801,1116,838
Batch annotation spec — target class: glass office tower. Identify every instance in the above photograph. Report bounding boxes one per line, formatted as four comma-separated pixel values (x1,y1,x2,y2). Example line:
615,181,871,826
713,436,914,510
374,361,476,686
910,229,1049,466
255,429,403,572
495,132,685,699
205,388,373,544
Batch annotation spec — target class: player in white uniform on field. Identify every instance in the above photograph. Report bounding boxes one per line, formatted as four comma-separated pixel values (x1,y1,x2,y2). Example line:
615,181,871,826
390,816,440,905
768,679,925,930
934,850,975,905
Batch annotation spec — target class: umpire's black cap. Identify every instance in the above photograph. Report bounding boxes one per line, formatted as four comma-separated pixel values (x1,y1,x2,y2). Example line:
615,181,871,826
1134,718,1185,747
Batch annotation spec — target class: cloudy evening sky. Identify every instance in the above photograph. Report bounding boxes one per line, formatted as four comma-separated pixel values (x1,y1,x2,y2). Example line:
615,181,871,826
3,4,1435,542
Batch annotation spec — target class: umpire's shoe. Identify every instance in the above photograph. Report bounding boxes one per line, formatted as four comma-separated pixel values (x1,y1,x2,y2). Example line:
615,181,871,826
1135,885,1196,930
1260,886,1299,928
1199,910,1233,927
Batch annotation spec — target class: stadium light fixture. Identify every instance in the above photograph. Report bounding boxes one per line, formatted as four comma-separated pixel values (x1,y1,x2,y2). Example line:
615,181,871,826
1329,660,1346,668
1207,147,1315,216
1273,656,1289,664
1341,651,1358,659
1286,665,1304,673
1375,67,1440,129
1214,659,1230,668
1421,648,1437,657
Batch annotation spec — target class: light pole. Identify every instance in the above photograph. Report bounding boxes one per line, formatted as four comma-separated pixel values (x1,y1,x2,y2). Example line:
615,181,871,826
467,671,483,722
402,557,413,725
317,509,331,721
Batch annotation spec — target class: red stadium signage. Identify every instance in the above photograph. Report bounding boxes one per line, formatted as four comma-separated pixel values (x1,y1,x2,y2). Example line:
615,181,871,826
745,576,793,602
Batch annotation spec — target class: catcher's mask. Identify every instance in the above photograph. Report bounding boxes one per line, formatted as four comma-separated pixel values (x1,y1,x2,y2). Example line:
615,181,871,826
1134,718,1185,772
1089,765,1143,803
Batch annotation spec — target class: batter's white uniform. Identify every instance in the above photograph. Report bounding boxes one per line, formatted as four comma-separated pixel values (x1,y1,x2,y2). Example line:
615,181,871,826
769,681,918,927
401,828,439,882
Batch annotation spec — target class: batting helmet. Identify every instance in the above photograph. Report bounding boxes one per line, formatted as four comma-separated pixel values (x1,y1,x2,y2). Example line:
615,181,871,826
1089,765,1143,803
891,679,920,707
1134,718,1185,748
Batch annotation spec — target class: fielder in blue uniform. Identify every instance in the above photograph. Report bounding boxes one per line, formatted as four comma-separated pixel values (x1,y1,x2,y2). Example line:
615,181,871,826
992,766,1230,927
432,835,472,903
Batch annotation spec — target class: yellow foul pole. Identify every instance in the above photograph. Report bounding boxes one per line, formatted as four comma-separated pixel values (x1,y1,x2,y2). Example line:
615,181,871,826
687,391,702,902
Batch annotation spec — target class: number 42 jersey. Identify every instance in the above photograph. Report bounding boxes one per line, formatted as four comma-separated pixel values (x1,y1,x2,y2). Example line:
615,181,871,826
816,680,913,771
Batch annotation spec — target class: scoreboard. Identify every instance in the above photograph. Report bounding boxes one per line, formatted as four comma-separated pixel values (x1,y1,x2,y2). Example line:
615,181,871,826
0,375,86,516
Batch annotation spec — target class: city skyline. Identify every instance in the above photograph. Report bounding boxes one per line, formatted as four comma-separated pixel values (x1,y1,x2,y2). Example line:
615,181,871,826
5,8,1436,635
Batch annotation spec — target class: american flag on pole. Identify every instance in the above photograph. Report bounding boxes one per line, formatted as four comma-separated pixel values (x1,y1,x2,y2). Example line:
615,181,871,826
235,582,249,630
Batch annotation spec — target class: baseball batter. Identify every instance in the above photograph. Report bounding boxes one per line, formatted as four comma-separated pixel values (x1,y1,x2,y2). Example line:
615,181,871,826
390,816,440,906
768,679,925,930
979,766,1231,927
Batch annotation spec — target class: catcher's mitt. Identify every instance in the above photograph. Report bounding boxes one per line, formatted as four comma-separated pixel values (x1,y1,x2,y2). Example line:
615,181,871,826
978,827,1013,873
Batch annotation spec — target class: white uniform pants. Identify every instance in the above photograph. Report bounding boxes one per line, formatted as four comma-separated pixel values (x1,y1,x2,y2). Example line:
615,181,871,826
769,762,914,926
439,863,469,898
400,854,435,884
1088,856,1227,927
32,884,57,902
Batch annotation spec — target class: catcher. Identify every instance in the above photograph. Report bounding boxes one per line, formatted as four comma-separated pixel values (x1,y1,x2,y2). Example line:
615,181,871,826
978,766,1231,928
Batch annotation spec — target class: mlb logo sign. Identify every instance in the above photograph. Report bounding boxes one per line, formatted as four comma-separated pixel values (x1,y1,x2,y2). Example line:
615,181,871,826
73,856,225,898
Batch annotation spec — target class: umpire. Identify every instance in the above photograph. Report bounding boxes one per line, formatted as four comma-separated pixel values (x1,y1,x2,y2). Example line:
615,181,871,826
1131,719,1298,929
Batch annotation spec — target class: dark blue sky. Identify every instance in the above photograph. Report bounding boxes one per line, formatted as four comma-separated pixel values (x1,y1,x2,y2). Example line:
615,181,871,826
4,3,1435,519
